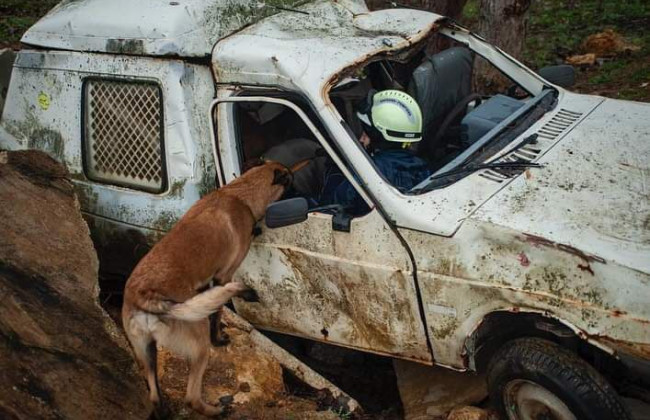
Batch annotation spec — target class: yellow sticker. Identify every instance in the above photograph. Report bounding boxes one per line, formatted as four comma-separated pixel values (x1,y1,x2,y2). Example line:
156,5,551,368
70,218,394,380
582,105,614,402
38,92,50,110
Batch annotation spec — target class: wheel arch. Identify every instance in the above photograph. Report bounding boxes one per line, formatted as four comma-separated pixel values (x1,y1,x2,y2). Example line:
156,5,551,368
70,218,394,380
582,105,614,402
463,309,618,373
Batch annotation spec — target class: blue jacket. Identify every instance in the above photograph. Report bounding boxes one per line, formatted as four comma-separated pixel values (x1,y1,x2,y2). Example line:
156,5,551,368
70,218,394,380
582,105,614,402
321,149,431,215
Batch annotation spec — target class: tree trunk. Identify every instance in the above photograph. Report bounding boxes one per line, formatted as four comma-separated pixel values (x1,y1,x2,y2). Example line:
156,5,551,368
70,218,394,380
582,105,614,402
474,0,532,93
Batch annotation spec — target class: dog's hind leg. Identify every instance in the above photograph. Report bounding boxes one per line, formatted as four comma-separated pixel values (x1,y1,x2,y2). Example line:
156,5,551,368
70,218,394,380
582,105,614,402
182,320,225,417
186,345,223,416
123,313,165,412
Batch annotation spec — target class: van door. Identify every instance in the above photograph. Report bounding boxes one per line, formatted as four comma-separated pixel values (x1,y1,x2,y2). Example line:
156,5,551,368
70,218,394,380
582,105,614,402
212,93,432,363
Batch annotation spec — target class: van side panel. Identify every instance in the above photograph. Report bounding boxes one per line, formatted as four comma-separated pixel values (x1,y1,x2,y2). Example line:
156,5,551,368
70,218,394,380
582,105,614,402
1,50,217,231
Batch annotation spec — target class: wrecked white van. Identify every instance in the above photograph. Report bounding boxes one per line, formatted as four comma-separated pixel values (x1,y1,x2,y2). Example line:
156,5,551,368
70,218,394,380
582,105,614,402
1,0,649,418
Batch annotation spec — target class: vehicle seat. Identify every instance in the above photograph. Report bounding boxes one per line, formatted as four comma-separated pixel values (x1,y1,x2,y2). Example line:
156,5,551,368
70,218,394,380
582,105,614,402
407,47,474,160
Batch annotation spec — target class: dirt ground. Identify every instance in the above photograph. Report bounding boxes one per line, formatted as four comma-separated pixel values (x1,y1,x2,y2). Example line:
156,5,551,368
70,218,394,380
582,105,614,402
101,295,405,420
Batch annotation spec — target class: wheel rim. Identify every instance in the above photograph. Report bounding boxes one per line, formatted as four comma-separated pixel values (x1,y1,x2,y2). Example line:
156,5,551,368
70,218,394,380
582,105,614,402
503,379,577,420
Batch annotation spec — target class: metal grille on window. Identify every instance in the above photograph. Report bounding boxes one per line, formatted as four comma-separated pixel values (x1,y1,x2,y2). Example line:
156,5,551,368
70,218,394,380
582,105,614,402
84,80,163,192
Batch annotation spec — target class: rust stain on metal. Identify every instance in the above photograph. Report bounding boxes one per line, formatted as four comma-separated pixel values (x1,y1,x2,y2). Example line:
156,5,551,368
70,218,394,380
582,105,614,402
597,337,650,360
517,252,530,267
519,233,606,264
577,263,594,275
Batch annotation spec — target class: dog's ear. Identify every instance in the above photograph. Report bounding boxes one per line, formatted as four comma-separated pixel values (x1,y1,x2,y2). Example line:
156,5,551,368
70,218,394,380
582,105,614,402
272,168,292,187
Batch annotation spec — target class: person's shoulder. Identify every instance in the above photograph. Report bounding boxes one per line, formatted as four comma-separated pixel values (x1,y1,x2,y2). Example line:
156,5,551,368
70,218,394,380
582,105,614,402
374,148,416,162
374,149,429,170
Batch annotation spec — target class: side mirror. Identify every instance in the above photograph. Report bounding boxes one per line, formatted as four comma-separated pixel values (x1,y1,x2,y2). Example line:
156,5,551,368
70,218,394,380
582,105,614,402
265,197,308,229
537,65,576,88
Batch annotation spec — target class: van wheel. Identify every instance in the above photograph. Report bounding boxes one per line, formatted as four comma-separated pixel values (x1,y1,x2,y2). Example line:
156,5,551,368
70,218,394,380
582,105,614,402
487,337,630,420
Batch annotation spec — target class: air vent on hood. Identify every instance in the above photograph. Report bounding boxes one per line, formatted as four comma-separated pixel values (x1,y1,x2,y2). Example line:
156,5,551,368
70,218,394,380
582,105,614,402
479,108,582,183
536,109,583,141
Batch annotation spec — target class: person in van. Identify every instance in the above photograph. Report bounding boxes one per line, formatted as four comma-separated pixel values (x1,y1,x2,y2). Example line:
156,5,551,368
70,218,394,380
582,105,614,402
320,90,431,215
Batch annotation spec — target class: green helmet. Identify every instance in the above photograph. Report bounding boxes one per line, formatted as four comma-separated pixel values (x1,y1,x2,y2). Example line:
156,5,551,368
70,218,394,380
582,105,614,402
357,90,423,143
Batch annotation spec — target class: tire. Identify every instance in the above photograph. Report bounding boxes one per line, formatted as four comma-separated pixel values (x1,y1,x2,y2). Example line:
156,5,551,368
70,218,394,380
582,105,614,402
487,337,631,420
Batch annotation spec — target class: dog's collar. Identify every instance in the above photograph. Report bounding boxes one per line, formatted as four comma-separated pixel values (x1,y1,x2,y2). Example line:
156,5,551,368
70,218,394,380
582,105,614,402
242,200,262,237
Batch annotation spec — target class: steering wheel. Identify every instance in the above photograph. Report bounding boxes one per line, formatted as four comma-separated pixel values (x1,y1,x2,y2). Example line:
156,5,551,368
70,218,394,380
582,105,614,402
428,93,483,151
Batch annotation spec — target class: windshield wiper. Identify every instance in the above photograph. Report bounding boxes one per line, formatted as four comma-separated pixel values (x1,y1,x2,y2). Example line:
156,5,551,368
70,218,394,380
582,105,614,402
410,161,543,194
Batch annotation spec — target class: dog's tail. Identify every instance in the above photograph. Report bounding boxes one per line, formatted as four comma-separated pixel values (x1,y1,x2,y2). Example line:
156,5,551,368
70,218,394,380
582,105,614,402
165,282,248,322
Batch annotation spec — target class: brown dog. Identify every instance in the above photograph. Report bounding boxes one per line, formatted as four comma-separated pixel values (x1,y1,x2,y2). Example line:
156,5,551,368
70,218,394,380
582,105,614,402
122,160,306,417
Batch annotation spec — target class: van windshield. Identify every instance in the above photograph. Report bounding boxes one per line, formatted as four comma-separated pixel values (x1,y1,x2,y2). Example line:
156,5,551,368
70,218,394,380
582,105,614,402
410,88,557,193
324,28,553,206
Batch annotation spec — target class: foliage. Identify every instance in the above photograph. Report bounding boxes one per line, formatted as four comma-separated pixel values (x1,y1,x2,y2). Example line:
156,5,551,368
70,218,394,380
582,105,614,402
0,0,59,48
463,0,649,101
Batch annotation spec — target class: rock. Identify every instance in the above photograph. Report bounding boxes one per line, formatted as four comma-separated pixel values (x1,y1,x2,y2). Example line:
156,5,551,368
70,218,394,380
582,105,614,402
393,359,488,420
0,150,151,419
566,53,597,67
155,309,356,418
447,406,490,420
582,29,640,58
157,322,285,412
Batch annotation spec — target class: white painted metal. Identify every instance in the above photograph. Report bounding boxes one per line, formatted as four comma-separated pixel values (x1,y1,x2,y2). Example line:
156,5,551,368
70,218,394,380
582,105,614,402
20,0,317,57
0,49,216,230
234,208,433,362
210,94,430,361
473,98,650,274
212,1,443,90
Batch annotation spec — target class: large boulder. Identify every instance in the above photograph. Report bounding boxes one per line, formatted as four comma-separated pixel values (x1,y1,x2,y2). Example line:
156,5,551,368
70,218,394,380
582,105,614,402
0,150,150,419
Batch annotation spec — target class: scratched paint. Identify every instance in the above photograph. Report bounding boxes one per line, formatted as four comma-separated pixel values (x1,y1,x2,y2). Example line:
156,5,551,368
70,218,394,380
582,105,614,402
233,210,432,363
401,218,650,369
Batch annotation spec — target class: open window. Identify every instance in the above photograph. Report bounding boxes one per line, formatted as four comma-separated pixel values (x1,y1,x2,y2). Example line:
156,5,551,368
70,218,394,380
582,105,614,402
210,94,374,230
327,26,557,196
239,98,328,207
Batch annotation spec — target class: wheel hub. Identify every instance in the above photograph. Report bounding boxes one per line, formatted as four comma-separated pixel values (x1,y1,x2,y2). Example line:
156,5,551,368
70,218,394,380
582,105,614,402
503,380,577,420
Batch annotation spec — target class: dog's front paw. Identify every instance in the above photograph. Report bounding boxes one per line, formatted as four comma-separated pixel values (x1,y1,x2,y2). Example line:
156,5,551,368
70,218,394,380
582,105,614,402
238,288,260,303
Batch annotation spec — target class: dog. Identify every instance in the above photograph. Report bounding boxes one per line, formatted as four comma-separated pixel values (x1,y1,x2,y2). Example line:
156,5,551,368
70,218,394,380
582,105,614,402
122,160,308,417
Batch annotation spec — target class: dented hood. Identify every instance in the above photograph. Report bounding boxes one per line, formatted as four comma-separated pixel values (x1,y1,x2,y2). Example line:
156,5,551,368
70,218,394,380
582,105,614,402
212,0,442,94
472,98,650,274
